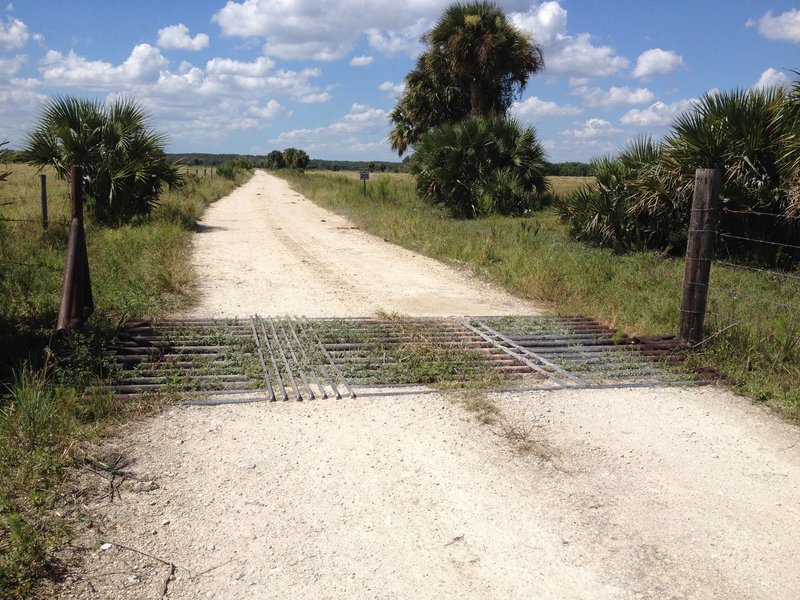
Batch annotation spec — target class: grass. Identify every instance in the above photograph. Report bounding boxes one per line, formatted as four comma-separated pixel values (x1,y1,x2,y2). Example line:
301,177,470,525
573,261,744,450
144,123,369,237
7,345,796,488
0,162,248,597
311,315,502,388
275,170,800,416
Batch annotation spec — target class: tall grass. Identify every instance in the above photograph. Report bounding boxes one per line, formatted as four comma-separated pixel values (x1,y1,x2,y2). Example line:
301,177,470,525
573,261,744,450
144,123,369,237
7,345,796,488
0,162,249,597
278,170,800,415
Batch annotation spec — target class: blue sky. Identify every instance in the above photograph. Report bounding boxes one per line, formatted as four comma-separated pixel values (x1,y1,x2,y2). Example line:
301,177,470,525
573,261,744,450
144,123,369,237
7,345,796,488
1,1,798,162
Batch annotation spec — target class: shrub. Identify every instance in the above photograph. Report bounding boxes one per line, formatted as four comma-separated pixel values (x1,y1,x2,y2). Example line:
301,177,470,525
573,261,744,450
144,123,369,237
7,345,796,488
410,116,549,218
22,97,182,225
557,137,688,253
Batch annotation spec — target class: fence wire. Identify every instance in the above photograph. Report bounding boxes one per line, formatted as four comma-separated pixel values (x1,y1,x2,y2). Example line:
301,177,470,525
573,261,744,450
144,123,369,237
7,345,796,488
702,215,800,390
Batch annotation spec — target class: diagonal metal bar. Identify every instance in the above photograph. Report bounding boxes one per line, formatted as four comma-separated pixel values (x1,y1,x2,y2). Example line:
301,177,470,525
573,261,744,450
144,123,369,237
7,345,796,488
288,317,328,399
258,317,288,401
250,317,274,401
301,316,355,398
473,319,587,386
297,317,344,399
267,317,302,401
275,318,315,400
454,317,571,387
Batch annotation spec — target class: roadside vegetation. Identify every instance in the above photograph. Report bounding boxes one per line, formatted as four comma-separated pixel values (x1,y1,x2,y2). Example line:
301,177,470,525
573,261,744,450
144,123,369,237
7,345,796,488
0,155,248,596
23,97,182,226
358,1,798,417
277,169,799,416
559,84,800,267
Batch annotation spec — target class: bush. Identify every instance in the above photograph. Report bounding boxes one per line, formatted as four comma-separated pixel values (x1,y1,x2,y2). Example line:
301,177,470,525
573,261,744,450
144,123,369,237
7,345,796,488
559,85,800,266
22,97,182,225
557,137,688,253
410,116,549,218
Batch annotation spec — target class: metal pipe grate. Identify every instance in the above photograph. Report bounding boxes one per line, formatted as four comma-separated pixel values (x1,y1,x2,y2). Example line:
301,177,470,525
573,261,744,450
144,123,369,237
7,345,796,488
106,315,708,404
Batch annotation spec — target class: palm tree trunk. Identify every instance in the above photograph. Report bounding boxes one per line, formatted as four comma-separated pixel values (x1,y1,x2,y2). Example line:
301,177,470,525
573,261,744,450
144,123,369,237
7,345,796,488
470,79,481,117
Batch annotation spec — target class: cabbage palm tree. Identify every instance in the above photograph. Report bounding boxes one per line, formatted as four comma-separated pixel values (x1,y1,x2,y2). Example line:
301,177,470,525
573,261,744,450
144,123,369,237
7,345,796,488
663,88,786,206
411,116,549,217
426,1,543,117
0,141,11,182
388,55,469,155
23,96,181,224
559,137,687,252
776,73,800,216
389,1,543,155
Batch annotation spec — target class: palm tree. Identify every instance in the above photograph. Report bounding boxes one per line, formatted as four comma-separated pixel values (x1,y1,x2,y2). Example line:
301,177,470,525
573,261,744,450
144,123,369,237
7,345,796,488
265,150,286,169
425,1,543,117
776,73,800,217
388,1,543,155
23,96,181,224
663,88,785,197
410,116,549,217
388,53,470,155
559,137,687,252
0,140,11,182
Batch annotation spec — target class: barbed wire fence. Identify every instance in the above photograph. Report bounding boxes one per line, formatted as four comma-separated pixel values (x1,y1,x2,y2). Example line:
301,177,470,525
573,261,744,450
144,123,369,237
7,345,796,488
0,175,72,280
679,169,799,386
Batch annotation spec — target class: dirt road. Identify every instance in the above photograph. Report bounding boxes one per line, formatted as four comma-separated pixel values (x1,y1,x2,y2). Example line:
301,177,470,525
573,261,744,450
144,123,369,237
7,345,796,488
65,172,800,599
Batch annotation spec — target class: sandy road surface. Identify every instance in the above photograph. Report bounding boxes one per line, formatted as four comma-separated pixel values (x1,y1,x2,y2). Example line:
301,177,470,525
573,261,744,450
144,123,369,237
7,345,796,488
185,170,538,317
63,172,800,599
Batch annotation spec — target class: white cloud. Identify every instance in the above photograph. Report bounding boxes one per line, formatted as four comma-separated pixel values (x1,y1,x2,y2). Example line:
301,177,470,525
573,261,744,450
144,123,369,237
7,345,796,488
211,0,627,76
350,55,373,67
510,1,567,46
265,102,389,158
248,99,290,119
753,67,789,90
572,85,655,108
511,96,581,120
298,91,332,103
155,55,326,101
205,55,275,76
511,2,629,78
365,19,428,56
330,103,387,134
0,16,28,48
214,0,436,60
40,44,168,88
157,24,210,51
632,48,683,78
561,117,621,139
749,9,800,43
620,99,696,127
379,80,405,97
0,79,47,145
32,42,333,150
0,53,25,77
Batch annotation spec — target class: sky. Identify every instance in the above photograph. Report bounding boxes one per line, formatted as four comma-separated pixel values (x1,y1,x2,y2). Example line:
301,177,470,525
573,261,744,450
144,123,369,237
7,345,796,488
1,1,799,163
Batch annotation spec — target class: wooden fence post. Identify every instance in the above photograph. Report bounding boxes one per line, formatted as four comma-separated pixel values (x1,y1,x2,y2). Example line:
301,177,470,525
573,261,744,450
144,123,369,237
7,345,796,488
40,174,48,231
679,168,722,345
56,166,94,331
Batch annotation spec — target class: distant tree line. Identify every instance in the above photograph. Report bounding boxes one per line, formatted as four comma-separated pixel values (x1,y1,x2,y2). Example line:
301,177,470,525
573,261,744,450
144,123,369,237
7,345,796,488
265,148,309,170
543,161,591,177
